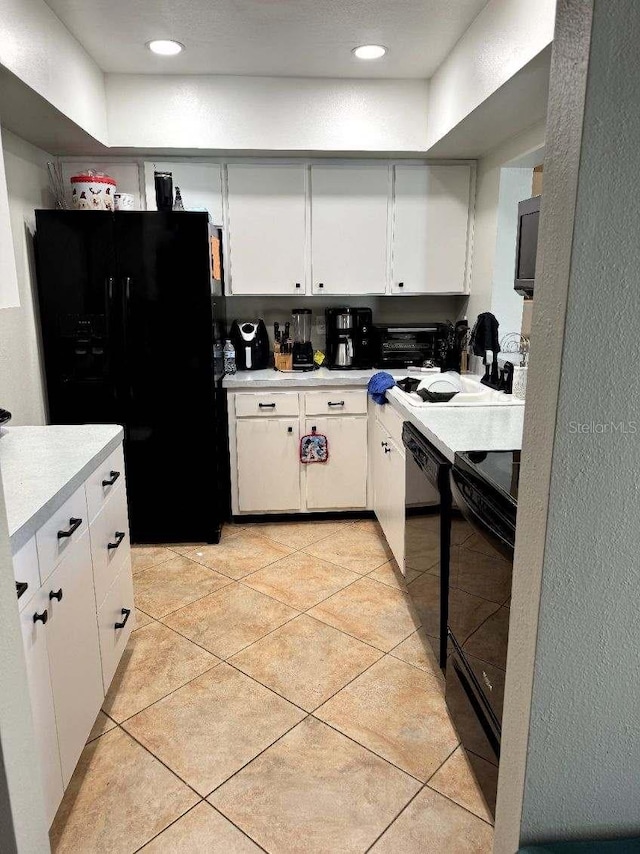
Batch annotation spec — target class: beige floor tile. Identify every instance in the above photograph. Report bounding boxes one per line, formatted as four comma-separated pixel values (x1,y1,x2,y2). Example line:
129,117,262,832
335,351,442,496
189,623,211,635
102,622,218,722
308,577,419,651
140,802,262,853
252,519,349,550
230,614,382,711
316,656,458,781
163,584,298,659
452,517,475,545
428,747,495,824
133,555,231,619
50,728,198,854
352,517,385,535
209,717,420,854
303,525,392,574
131,546,176,574
390,629,443,682
124,664,304,796
369,786,493,853
134,608,154,630
368,559,421,590
86,710,116,743
243,551,359,610
184,531,295,579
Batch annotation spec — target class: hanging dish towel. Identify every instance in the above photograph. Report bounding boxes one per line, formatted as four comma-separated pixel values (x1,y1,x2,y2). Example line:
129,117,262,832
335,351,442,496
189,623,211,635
300,427,329,464
367,371,396,405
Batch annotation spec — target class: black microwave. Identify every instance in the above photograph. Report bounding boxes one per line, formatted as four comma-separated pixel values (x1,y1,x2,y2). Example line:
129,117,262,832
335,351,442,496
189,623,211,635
514,195,540,298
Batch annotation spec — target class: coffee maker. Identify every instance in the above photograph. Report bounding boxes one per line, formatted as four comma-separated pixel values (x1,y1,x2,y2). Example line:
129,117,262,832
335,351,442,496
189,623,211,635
325,308,373,369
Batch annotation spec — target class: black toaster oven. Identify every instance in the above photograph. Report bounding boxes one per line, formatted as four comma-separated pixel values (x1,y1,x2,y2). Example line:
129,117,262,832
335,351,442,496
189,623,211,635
374,323,450,368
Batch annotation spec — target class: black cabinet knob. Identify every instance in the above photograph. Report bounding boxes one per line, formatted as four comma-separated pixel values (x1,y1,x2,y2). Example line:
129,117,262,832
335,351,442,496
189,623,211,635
318,283,324,289
33,610,48,625
57,517,82,539
102,470,121,487
287,426,293,433
295,282,301,289
384,447,392,454
49,589,63,602
108,531,126,550
398,282,404,288
115,608,131,630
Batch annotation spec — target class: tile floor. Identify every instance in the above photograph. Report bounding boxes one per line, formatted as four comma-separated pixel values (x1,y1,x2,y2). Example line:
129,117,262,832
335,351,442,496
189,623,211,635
50,517,494,854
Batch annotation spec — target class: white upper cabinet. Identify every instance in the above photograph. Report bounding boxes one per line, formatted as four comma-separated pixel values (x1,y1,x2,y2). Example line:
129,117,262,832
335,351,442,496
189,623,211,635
311,164,389,295
143,161,223,222
391,164,472,295
226,164,307,295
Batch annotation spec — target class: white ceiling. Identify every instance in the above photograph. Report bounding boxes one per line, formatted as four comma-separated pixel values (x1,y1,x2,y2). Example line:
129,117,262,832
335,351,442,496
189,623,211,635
44,0,488,79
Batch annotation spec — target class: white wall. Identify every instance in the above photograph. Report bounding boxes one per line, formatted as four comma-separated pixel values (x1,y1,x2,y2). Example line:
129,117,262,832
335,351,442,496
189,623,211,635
490,166,532,339
467,121,545,333
0,129,52,425
106,75,429,152
426,0,556,150
0,0,108,144
0,122,19,308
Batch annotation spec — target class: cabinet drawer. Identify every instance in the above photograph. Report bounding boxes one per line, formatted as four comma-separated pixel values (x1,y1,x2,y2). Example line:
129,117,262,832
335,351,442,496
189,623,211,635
377,402,405,449
36,484,88,584
97,560,135,693
235,392,299,417
13,537,40,612
85,444,126,523
89,483,131,608
305,390,367,416
90,481,131,608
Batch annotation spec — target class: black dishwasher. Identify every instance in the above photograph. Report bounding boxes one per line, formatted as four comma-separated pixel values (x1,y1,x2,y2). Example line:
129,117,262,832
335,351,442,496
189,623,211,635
446,450,518,817
402,422,453,669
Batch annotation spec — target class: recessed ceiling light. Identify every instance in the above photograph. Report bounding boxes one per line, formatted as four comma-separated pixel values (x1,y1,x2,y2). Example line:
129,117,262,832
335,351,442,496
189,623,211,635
147,39,184,56
353,44,387,60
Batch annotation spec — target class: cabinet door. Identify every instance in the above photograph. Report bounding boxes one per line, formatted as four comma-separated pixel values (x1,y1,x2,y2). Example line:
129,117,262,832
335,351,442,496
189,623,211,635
311,164,389,295
305,417,368,510
20,588,64,827
227,164,307,295
372,419,390,530
392,164,471,294
236,418,301,512
383,437,406,570
144,161,223,223
45,531,104,786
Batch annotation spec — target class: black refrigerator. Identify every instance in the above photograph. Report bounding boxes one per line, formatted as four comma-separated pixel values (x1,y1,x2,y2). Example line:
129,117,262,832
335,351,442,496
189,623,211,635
34,210,229,544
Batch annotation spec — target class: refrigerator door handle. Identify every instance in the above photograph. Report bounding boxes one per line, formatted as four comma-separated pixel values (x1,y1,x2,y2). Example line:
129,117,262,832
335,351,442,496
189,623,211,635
124,276,131,301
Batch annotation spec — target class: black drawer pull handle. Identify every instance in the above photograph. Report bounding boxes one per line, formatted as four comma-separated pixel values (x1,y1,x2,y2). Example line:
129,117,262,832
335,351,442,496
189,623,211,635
258,403,276,409
16,581,28,599
108,531,126,550
33,610,48,625
49,589,63,602
57,517,82,539
381,441,389,447
102,470,121,487
115,608,131,630
328,401,345,407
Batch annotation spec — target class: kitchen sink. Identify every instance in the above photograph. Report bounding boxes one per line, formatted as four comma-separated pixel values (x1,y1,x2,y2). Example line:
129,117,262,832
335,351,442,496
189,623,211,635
390,373,525,408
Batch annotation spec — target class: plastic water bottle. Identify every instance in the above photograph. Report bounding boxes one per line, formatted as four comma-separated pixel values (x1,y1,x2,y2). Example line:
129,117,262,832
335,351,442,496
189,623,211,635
223,339,236,375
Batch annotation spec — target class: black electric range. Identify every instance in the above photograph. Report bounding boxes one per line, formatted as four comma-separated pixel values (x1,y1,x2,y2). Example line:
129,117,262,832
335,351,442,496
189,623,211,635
445,449,520,818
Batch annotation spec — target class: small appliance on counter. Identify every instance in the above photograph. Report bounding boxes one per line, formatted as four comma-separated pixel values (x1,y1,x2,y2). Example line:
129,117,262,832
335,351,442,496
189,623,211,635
325,307,373,369
291,308,314,371
374,322,451,369
230,319,270,370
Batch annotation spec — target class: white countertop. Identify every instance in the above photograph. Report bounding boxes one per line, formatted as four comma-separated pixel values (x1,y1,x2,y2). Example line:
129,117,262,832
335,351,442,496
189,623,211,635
0,424,124,552
386,387,524,463
223,368,525,461
222,367,417,389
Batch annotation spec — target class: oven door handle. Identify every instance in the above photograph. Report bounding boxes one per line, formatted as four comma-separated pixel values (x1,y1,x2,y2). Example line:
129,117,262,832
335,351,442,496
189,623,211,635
450,469,514,559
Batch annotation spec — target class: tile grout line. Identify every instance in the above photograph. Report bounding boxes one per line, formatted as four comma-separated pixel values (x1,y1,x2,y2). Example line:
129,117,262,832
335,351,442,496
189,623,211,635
207,803,270,853
131,799,205,853
363,785,425,853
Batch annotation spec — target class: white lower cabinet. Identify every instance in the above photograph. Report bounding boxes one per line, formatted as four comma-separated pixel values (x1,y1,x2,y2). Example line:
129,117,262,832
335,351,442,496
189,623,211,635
373,417,406,571
305,416,367,510
15,440,133,826
20,587,64,827
236,418,301,512
45,530,104,786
